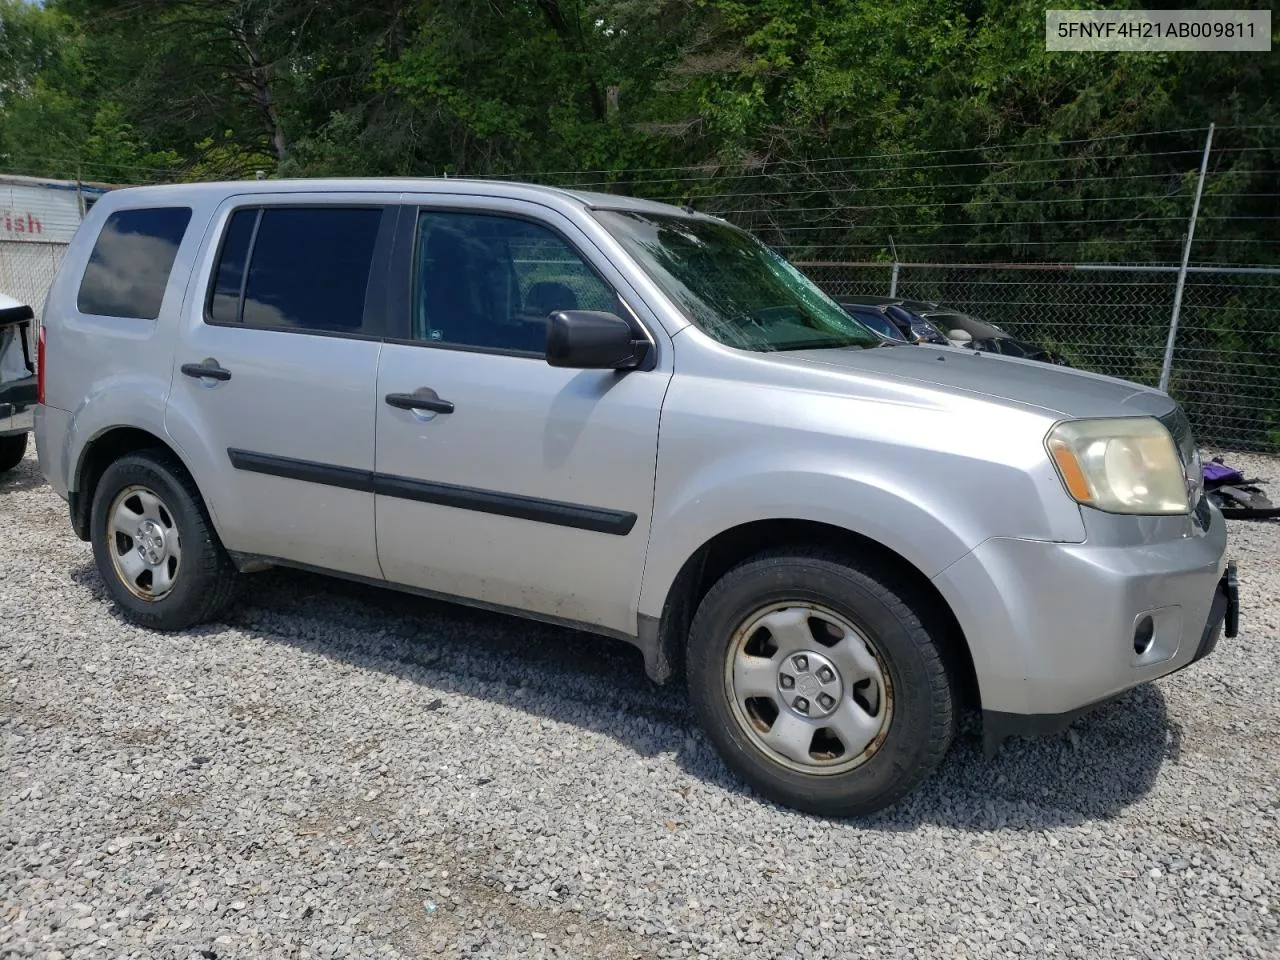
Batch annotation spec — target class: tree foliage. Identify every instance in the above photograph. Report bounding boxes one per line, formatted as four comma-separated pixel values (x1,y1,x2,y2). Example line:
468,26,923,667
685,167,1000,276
0,0,1277,446
0,0,1274,265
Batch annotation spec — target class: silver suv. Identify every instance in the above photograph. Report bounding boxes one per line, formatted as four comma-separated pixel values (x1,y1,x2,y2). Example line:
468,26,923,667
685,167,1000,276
34,179,1238,816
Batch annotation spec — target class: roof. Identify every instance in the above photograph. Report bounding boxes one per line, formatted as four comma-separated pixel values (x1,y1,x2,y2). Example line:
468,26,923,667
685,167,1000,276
96,176,701,219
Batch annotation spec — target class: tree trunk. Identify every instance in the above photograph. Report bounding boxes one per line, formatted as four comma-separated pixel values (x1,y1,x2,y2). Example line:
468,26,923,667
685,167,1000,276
230,21,287,162
534,0,607,122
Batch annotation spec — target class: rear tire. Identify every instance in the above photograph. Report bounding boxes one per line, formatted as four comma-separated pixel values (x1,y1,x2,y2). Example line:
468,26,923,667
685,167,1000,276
687,548,957,817
0,433,27,473
90,449,238,630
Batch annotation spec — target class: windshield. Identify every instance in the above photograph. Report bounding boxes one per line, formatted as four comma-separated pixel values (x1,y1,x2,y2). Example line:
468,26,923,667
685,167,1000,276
594,210,882,352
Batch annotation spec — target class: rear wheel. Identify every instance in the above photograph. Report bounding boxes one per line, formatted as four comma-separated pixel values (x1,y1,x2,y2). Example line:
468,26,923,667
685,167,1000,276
687,549,957,817
90,450,238,630
0,433,27,473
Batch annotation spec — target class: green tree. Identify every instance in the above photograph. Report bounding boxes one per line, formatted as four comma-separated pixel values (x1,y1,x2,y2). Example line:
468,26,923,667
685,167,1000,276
0,0,179,182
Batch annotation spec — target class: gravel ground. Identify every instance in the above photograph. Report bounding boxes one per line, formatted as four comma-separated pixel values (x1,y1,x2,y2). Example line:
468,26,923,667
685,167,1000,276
2,445,1278,960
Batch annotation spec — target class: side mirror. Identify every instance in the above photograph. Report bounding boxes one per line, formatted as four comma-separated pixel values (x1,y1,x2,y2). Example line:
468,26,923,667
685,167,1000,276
546,310,649,370
948,329,973,342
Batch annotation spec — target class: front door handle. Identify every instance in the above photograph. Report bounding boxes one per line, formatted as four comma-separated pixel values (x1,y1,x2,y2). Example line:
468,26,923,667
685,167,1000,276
181,359,232,382
385,390,454,415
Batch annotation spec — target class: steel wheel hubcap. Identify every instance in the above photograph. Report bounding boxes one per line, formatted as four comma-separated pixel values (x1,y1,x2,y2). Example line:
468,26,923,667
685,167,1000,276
724,602,892,775
107,485,182,602
777,650,844,718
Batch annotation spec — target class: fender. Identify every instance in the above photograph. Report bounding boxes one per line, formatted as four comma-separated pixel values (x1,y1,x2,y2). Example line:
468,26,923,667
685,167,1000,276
640,461,981,624
65,375,227,541
68,376,168,490
635,355,1086,630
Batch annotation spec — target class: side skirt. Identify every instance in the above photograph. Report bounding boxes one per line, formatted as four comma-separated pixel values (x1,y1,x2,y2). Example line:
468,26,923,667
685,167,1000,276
226,551,662,677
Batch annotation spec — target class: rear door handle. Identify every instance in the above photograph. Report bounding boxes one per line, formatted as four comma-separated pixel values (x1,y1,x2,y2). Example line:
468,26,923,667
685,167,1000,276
181,360,232,382
385,391,454,414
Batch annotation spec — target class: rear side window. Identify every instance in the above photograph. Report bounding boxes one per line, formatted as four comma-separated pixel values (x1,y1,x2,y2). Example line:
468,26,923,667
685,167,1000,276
206,206,382,334
208,208,257,323
77,207,193,319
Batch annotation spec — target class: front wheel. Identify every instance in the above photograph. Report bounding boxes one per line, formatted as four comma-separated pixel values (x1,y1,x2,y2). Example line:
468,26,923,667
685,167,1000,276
687,550,957,817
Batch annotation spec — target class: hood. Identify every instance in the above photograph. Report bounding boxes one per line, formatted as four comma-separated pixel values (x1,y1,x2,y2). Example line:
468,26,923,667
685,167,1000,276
773,343,1176,421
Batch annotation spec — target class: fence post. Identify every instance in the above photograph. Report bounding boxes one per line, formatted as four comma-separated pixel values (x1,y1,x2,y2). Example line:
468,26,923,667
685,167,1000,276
1159,123,1214,393
888,235,899,297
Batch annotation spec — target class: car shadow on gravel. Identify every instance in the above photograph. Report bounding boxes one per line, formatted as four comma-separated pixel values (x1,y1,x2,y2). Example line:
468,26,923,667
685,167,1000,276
71,560,1180,832
0,454,48,494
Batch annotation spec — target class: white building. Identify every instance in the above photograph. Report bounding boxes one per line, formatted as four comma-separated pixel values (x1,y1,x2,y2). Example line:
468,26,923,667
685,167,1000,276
0,174,114,314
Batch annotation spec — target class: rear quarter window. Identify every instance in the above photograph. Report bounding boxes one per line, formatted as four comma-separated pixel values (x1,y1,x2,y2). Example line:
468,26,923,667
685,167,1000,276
76,206,193,320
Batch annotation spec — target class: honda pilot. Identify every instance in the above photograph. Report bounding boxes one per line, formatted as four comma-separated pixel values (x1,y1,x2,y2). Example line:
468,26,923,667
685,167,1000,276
34,179,1238,816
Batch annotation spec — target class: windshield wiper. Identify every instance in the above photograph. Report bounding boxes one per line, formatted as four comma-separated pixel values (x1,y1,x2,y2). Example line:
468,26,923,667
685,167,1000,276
768,338,883,353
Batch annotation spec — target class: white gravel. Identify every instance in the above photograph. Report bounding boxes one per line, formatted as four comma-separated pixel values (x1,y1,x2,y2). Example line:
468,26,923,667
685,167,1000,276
2,445,1278,960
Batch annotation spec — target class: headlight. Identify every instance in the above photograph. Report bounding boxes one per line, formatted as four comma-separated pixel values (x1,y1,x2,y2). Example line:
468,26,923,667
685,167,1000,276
1045,417,1189,515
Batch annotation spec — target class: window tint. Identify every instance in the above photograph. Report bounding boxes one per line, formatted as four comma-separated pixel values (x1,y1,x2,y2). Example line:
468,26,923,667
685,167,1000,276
208,208,257,323
414,211,617,353
208,206,382,333
77,207,193,319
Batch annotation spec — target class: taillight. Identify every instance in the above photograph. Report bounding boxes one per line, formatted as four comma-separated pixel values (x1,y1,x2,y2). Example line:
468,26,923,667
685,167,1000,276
37,325,46,405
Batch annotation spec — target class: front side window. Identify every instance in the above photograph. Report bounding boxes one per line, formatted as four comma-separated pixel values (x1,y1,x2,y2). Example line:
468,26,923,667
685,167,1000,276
77,206,193,319
593,210,880,352
413,211,618,354
206,206,382,333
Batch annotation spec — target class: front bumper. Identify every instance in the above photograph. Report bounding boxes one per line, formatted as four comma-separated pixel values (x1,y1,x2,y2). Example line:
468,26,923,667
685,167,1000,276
933,501,1230,722
980,559,1239,754
0,375,36,436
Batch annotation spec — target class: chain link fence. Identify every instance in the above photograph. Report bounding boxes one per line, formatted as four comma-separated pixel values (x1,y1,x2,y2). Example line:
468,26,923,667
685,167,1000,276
0,240,66,319
1176,272,1280,452
1,124,1276,452
799,261,1280,452
501,124,1280,453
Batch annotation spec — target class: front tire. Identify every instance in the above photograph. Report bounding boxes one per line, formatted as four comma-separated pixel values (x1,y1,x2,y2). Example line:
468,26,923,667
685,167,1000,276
0,433,27,473
90,450,238,630
687,549,957,817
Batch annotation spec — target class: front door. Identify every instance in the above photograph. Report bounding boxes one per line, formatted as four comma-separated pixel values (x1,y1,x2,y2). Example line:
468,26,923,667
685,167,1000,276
166,196,397,579
373,199,672,634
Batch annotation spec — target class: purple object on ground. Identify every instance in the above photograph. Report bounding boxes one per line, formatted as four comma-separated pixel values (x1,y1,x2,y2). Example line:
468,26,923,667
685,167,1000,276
1203,460,1245,487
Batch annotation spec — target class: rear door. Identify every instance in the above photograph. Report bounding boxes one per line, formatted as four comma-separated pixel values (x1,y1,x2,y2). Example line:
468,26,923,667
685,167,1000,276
165,194,398,579
371,196,673,635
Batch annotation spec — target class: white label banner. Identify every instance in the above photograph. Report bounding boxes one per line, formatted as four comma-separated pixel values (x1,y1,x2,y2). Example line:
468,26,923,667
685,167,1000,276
1047,10,1271,51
